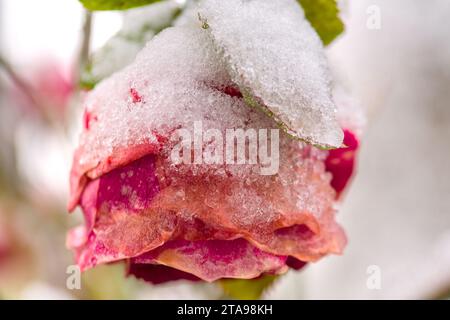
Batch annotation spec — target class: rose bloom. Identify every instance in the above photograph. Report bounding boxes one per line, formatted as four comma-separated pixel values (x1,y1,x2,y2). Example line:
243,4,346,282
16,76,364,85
67,0,361,284
68,129,358,283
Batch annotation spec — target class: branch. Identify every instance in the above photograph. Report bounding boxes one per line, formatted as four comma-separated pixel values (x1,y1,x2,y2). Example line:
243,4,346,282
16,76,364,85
76,9,93,83
0,55,40,107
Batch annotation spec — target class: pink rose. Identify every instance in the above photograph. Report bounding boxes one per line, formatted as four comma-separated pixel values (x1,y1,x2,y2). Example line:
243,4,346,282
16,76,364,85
67,2,361,283
67,85,359,282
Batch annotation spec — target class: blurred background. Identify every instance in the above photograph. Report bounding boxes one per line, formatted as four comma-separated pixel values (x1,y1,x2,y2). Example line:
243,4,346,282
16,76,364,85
0,0,449,299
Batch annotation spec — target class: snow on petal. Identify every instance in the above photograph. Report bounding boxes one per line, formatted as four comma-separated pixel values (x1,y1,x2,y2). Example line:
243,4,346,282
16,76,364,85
69,26,235,209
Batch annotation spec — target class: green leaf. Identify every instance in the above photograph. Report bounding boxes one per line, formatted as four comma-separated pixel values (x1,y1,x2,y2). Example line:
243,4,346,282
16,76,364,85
298,0,344,46
79,0,163,11
219,275,279,300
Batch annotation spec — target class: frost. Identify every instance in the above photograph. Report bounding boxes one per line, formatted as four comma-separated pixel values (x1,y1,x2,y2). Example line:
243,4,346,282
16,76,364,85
198,0,343,148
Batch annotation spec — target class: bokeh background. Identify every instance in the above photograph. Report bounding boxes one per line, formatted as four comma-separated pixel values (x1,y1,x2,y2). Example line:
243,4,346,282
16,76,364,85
0,0,449,299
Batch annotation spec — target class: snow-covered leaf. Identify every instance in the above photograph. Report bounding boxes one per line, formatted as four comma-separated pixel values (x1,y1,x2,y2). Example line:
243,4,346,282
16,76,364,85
81,1,181,88
199,0,343,148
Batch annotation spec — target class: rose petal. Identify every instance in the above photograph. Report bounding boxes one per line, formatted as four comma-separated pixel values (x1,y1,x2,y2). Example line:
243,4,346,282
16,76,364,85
67,227,123,270
69,149,345,271
325,130,359,198
132,239,288,282
286,257,307,270
128,263,201,284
